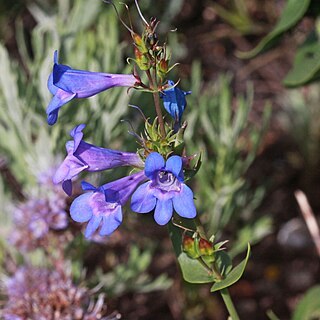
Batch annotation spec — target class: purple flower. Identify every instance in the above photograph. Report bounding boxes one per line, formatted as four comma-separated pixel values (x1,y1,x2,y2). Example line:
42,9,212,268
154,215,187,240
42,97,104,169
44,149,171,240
53,124,144,195
160,80,191,126
70,171,146,238
3,266,111,319
131,152,196,225
47,50,138,125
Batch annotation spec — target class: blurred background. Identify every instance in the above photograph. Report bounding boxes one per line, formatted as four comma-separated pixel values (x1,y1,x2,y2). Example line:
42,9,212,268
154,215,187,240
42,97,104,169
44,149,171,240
0,0,319,319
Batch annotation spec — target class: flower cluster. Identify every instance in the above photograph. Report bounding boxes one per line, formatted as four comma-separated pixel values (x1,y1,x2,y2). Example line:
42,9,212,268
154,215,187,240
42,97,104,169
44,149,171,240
9,180,70,252
47,2,198,238
2,266,115,320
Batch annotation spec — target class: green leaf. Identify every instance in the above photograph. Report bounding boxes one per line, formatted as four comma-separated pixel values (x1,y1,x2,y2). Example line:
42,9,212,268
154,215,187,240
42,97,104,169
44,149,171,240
168,220,216,283
178,252,217,283
237,0,311,58
293,285,320,320
211,243,250,292
283,33,320,87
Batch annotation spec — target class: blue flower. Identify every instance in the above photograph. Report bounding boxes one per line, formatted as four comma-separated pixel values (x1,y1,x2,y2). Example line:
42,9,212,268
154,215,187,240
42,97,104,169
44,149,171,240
160,80,191,126
131,152,196,225
53,124,143,195
47,51,138,125
70,171,146,238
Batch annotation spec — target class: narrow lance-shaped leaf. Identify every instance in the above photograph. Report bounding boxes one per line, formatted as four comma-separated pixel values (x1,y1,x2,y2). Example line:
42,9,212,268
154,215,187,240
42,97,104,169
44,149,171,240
237,0,311,59
211,243,251,292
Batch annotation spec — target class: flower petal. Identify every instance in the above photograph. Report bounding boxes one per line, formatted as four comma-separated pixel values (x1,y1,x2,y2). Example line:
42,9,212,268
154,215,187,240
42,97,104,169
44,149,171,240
81,181,97,191
70,192,94,223
154,199,173,225
160,80,191,124
84,215,102,238
62,180,72,196
46,89,76,125
53,153,88,184
165,155,183,180
99,206,122,236
70,124,86,151
131,182,156,213
53,50,58,64
145,152,165,179
47,73,58,95
172,184,196,219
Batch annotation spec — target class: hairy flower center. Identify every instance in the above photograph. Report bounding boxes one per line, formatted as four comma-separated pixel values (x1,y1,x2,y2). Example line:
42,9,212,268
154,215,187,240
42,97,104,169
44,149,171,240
155,170,180,192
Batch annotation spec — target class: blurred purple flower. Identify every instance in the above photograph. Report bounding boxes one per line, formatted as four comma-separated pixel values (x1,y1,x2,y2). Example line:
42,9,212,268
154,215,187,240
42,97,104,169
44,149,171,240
70,171,146,238
9,183,69,253
54,124,144,195
131,152,196,225
160,80,191,126
47,50,138,125
3,266,112,320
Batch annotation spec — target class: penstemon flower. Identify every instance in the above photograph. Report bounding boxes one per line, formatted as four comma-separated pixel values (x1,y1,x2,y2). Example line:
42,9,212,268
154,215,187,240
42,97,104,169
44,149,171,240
54,124,144,195
70,171,146,238
160,80,191,126
42,2,250,318
131,152,196,225
47,50,140,125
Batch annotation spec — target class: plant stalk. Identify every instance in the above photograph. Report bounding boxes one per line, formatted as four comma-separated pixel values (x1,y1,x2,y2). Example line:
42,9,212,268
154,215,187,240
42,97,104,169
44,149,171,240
194,216,240,319
146,70,166,138
220,288,240,320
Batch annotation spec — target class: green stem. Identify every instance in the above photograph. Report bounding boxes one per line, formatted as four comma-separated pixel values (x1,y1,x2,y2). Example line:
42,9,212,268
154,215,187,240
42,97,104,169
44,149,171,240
193,216,240,319
220,288,240,320
146,70,166,138
194,215,208,240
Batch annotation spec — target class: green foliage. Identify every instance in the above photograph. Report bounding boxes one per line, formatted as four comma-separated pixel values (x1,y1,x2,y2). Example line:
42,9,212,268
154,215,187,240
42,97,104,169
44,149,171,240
177,251,216,284
279,83,320,171
0,43,54,187
96,245,172,297
236,0,320,87
283,31,320,87
292,285,320,320
210,244,250,292
185,64,271,239
238,0,311,59
210,0,259,35
229,216,272,258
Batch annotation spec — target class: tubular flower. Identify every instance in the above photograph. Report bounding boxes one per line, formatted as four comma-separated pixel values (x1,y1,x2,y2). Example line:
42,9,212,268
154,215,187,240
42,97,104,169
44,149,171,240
160,80,191,126
70,171,147,238
53,124,144,195
46,50,138,125
131,152,196,225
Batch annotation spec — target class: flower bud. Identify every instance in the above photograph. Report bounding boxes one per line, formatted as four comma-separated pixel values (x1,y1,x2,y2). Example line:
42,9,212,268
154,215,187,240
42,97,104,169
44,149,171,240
198,238,214,256
132,33,149,54
157,58,168,80
183,234,215,261
134,48,151,71
182,234,200,259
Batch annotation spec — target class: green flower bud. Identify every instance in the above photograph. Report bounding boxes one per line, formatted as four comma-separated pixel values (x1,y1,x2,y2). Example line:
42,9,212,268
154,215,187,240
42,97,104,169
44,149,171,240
134,48,151,71
198,238,214,256
182,234,200,259
157,58,168,80
132,33,149,54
